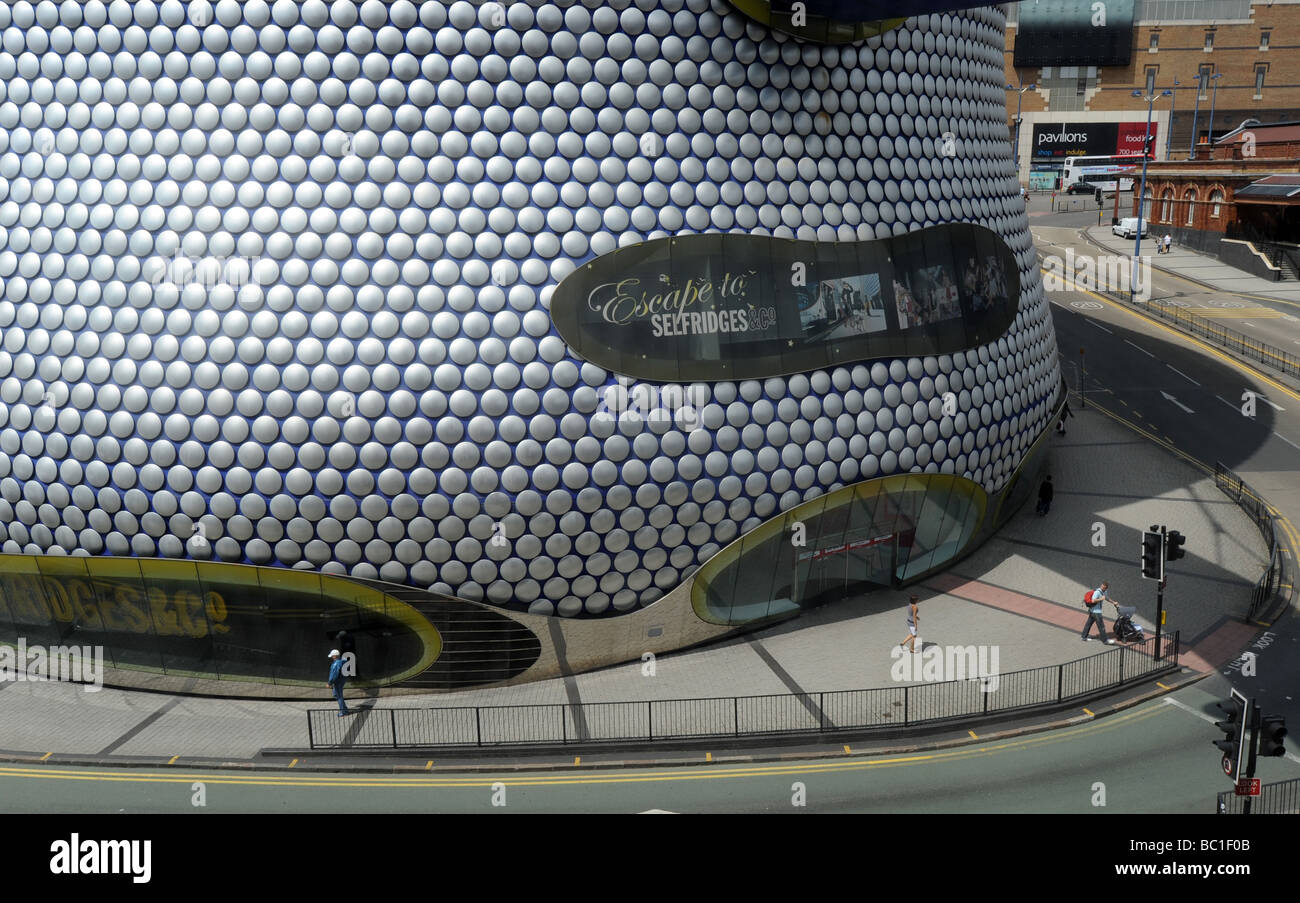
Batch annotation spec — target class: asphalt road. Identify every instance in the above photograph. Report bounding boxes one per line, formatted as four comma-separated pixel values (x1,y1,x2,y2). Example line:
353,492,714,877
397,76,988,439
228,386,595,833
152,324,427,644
2,685,1295,813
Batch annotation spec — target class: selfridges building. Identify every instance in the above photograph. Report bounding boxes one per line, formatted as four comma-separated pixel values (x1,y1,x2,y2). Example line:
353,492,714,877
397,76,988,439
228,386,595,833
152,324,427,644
0,0,1062,695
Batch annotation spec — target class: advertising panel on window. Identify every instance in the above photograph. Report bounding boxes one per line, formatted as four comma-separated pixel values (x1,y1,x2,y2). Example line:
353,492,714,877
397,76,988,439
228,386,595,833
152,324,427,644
551,224,1020,382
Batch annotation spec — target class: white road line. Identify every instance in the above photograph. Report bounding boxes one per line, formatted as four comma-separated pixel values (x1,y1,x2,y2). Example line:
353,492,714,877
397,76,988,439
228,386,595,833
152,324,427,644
1087,320,1114,334
1124,339,1156,358
1273,431,1300,452
1166,365,1200,386
1216,395,1240,412
1162,697,1216,725
1255,395,1286,412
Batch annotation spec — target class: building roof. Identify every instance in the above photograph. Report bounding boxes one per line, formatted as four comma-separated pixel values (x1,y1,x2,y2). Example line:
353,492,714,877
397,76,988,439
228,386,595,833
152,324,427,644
1235,175,1300,201
1216,120,1300,144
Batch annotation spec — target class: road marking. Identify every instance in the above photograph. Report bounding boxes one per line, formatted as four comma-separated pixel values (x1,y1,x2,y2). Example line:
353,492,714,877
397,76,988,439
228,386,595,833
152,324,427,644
1162,697,1216,725
426,761,433,771
1255,395,1286,412
1157,682,1172,690
168,755,179,765
0,707,1176,791
1159,391,1194,413
843,745,852,754
288,759,298,768
1216,395,1240,412
40,752,52,762
1124,340,1156,358
639,809,678,814
1042,269,1300,403
1087,320,1114,334
574,757,581,766
705,752,712,763
1166,365,1200,386
1082,708,1095,717
967,730,978,739
1273,432,1300,452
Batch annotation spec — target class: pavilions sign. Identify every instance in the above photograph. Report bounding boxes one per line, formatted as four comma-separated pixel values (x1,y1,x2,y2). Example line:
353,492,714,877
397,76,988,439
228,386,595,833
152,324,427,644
551,224,1020,381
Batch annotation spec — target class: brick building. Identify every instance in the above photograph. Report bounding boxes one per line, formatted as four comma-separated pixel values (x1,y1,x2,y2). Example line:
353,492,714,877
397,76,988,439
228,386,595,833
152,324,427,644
1129,122,1300,280
1003,0,1300,186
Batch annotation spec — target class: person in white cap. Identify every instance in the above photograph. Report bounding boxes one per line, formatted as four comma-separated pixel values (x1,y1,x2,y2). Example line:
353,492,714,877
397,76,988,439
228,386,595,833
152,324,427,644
327,649,350,717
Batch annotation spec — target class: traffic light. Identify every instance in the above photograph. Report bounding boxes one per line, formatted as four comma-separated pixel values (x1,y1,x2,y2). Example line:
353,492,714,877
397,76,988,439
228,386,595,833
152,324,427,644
1214,696,1247,779
1141,529,1164,580
1144,134,1157,157
1259,714,1287,758
1166,530,1186,561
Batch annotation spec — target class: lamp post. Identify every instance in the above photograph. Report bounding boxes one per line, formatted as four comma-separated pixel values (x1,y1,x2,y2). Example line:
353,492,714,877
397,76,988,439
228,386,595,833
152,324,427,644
1207,72,1224,154
1165,78,1178,159
1188,73,1204,160
1006,79,1036,184
1131,88,1172,298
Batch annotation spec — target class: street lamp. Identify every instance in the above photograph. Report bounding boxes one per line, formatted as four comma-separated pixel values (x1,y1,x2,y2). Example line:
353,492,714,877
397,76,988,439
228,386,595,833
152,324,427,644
1207,72,1225,154
1165,78,1179,159
1006,79,1036,183
1188,73,1204,160
1132,88,1172,297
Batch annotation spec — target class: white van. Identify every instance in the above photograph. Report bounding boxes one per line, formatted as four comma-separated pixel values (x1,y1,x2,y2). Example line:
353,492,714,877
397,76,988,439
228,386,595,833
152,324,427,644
1112,217,1148,239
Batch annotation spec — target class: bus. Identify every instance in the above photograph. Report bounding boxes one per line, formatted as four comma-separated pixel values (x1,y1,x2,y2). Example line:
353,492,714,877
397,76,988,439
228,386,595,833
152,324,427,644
1061,153,1150,193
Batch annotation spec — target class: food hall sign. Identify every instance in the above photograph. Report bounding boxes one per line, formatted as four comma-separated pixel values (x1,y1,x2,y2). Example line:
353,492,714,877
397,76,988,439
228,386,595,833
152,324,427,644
551,225,1020,382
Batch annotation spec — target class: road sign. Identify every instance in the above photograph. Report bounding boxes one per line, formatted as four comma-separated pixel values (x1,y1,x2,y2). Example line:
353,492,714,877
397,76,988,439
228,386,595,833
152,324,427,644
1234,778,1261,797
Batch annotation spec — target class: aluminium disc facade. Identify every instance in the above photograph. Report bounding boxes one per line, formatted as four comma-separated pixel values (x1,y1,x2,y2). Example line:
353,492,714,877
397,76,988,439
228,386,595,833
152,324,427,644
0,0,1061,623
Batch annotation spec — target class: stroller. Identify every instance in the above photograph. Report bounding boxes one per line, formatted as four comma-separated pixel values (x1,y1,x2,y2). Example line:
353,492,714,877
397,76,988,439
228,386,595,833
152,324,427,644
1112,606,1146,643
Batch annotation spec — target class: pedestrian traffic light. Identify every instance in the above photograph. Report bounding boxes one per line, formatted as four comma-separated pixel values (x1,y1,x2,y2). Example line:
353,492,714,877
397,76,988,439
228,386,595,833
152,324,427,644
1214,695,1247,779
1259,714,1287,758
1141,529,1164,580
1166,530,1186,561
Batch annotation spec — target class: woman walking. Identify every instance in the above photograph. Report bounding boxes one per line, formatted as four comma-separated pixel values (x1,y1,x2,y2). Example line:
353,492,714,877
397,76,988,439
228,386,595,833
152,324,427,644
899,595,921,652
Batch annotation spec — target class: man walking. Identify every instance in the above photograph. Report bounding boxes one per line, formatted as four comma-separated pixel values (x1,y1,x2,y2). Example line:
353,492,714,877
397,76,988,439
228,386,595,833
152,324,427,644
1081,582,1116,644
1163,233,1172,255
1057,400,1073,435
328,649,350,717
1036,474,1054,515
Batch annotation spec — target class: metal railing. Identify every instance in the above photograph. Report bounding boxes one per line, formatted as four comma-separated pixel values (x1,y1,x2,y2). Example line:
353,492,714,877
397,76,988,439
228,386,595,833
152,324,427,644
307,632,1180,749
1214,462,1291,621
1217,776,1300,814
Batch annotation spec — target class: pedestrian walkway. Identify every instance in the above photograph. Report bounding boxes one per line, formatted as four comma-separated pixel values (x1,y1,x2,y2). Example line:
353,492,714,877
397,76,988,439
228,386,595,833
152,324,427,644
1082,226,1300,305
0,406,1270,763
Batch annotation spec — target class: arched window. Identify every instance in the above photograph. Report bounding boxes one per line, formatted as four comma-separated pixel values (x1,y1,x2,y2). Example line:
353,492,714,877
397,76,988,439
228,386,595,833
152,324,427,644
1142,186,1155,220
1160,189,1175,222
1209,188,1224,217
1184,189,1197,226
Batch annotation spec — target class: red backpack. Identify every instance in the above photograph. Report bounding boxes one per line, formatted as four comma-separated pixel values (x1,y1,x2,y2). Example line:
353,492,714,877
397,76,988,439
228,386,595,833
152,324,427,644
1083,590,1099,608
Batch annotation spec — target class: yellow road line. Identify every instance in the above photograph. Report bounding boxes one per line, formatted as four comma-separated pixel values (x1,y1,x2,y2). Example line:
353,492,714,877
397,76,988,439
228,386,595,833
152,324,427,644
705,752,712,762
288,759,298,768
574,757,580,766
168,755,179,765
843,745,852,754
425,761,433,771
1082,708,1095,717
0,706,1173,791
968,730,978,739
39,752,52,762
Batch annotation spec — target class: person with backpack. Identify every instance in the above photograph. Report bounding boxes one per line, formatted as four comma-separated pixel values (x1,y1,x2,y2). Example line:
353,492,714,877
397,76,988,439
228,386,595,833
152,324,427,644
1081,582,1116,644
1057,401,1073,436
328,649,351,717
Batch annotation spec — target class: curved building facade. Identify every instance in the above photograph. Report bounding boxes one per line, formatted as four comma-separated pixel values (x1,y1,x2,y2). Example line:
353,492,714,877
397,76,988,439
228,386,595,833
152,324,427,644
0,0,1061,693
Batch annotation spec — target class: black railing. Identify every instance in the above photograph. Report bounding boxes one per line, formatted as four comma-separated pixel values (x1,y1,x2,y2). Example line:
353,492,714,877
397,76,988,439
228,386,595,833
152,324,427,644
306,632,1180,749
1214,462,1292,621
1217,776,1300,814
